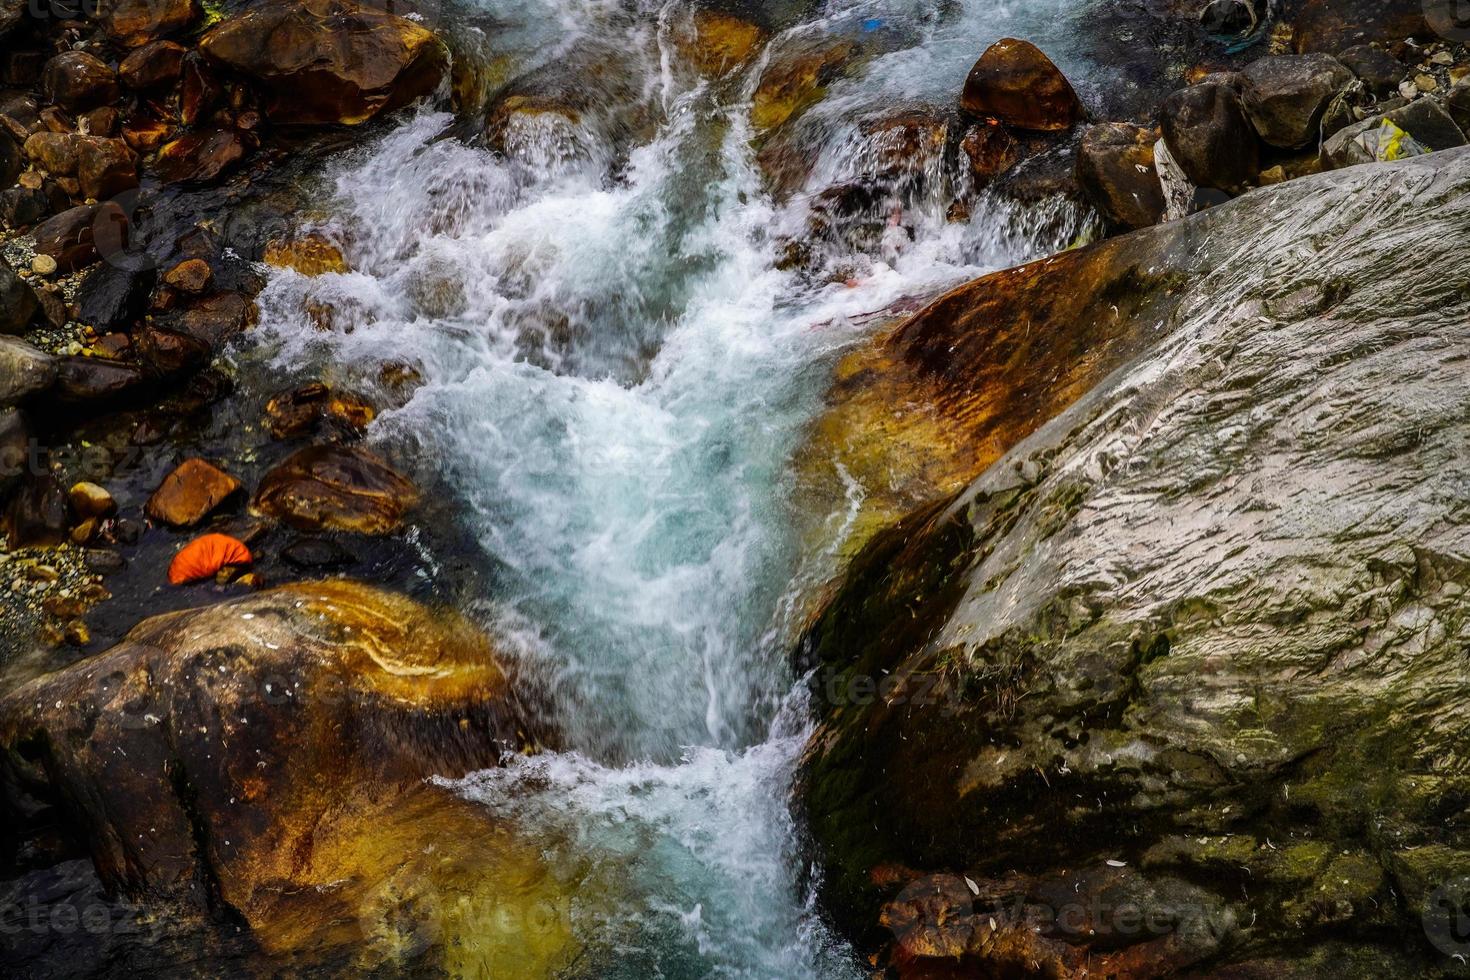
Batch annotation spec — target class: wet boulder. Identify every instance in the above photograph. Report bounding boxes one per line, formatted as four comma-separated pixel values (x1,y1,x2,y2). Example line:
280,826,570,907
675,9,767,76
0,336,55,404
151,127,252,184
0,128,21,187
145,457,243,527
41,52,119,114
51,356,153,406
2,472,70,548
0,261,39,334
0,582,563,968
199,0,449,126
798,148,1470,977
253,443,418,534
264,381,375,439
23,131,79,176
959,38,1083,132
74,135,138,200
97,0,201,48
750,33,859,132
32,201,128,272
1240,53,1353,149
76,262,154,332
1160,79,1259,192
959,121,1021,188
262,232,348,276
1075,122,1164,229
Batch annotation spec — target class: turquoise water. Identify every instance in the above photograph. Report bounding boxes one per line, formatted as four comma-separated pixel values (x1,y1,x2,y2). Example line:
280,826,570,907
254,0,1098,973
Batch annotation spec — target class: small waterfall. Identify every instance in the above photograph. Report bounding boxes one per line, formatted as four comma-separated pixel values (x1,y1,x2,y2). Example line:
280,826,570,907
251,0,1109,974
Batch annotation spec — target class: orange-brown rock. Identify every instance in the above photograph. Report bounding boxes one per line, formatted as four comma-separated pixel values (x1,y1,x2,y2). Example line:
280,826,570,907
162,257,211,294
118,39,187,90
75,135,138,200
41,52,119,114
262,232,348,275
23,131,78,176
959,38,1083,132
152,127,252,184
1075,121,1164,229
264,381,376,438
97,0,201,48
145,457,243,526
959,120,1021,186
200,0,449,126
677,10,767,76
253,444,417,533
0,582,570,971
750,35,856,132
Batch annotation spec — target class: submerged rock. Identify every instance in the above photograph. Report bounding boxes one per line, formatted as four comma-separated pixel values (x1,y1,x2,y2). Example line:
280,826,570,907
959,38,1084,132
798,148,1470,977
0,582,565,971
145,457,243,527
253,444,418,534
200,0,449,126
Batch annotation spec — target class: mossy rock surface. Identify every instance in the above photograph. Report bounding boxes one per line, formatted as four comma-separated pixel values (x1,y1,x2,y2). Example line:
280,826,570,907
797,147,1470,977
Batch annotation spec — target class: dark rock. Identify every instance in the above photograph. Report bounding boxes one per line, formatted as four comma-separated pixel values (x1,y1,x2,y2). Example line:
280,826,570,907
959,38,1083,132
798,148,1470,977
1240,53,1353,149
33,288,68,329
0,337,55,404
959,122,1021,187
145,457,242,527
1199,0,1255,36
1075,122,1164,229
0,186,47,230
178,51,220,127
1160,80,1259,192
3,472,69,547
74,135,138,200
41,52,119,114
0,261,39,334
1291,0,1428,54
988,139,1083,205
253,444,418,534
200,0,448,126
121,108,173,154
0,407,29,490
99,0,200,48
151,127,251,184
157,291,256,350
83,548,127,574
1336,45,1405,97
32,202,129,273
282,536,356,569
0,128,18,187
118,40,187,91
1446,80,1470,136
133,322,211,374
51,357,153,405
75,263,155,331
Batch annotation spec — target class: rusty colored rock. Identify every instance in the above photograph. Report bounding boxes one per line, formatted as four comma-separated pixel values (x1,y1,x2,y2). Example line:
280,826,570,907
162,257,211,294
75,135,138,200
145,457,243,526
98,0,201,48
253,444,417,534
1075,121,1164,229
264,381,375,438
153,127,252,184
959,38,1083,132
41,52,119,113
119,39,187,91
262,232,348,275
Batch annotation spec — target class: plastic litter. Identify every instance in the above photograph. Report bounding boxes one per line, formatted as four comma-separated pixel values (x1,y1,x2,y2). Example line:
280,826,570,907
168,533,253,585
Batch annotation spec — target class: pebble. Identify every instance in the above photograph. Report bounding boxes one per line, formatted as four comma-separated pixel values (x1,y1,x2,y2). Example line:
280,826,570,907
1431,50,1454,66
1415,74,1439,93
31,254,57,276
1399,79,1420,99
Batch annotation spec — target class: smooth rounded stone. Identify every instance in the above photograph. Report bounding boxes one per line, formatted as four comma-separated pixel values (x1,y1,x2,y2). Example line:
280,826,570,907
0,261,40,334
281,535,357,569
252,444,418,534
959,38,1083,132
1336,45,1406,97
68,481,115,519
75,262,155,333
750,33,859,132
121,109,173,154
41,52,119,113
264,381,375,439
797,148,1470,977
1075,121,1164,229
151,127,252,184
162,257,211,294
32,201,129,272
261,232,348,276
1160,80,1259,192
145,457,243,527
200,0,448,126
1290,0,1428,54
30,255,56,276
100,0,200,47
0,581,561,969
50,356,153,406
1240,53,1354,148
0,336,54,405
74,135,138,200
118,39,187,90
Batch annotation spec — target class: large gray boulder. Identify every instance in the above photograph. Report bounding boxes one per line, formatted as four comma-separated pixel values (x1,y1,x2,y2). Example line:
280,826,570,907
799,148,1470,977
1240,53,1354,149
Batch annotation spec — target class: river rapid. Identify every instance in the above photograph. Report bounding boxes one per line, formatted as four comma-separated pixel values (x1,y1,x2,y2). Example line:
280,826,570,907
251,0,1112,974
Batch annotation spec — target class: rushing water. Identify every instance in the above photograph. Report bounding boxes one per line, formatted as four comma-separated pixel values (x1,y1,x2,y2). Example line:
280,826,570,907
253,0,1106,974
